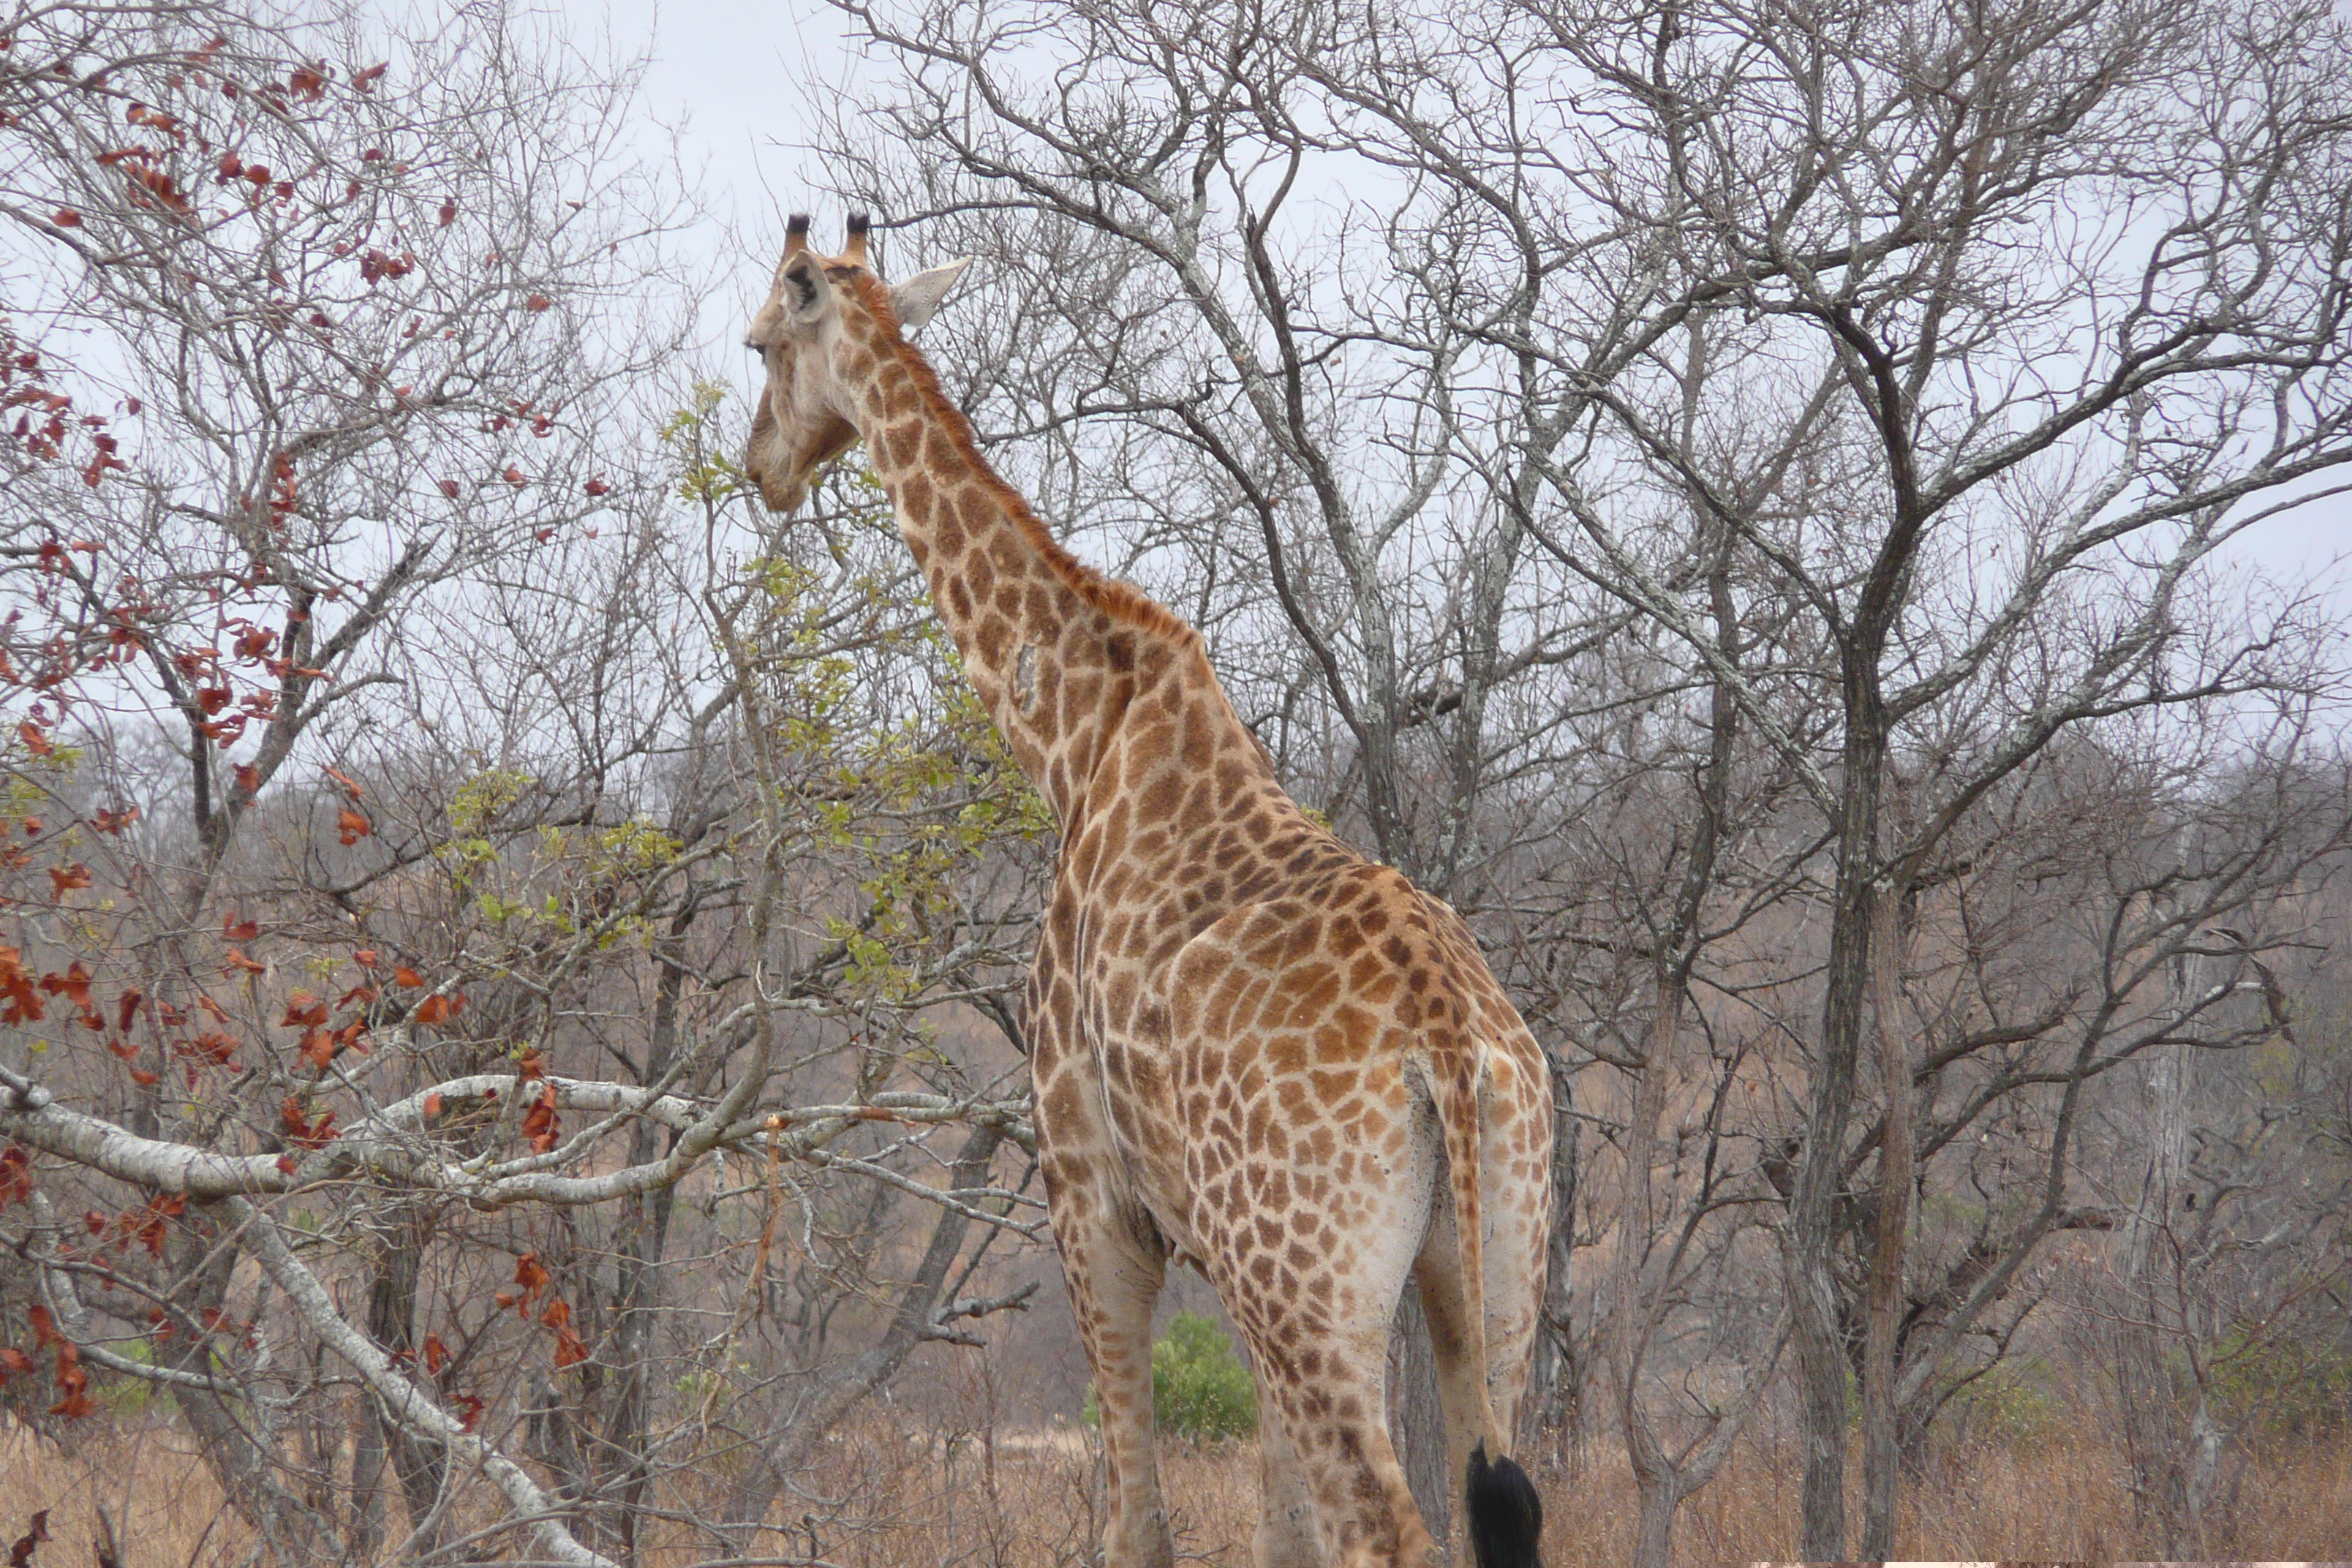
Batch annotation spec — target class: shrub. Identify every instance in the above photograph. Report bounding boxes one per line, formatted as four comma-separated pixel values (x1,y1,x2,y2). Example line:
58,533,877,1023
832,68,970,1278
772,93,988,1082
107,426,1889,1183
1943,1354,2062,1445
2206,1318,2352,1439
1153,1311,1258,1443
1083,1311,1259,1444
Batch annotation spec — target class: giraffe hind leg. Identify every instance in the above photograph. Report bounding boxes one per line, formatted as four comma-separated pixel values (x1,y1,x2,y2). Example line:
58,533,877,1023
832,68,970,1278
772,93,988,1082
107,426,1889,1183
1243,1306,1438,1568
1412,1194,1488,1568
1411,1093,1548,1568
1218,1139,1441,1567
1251,1398,1330,1568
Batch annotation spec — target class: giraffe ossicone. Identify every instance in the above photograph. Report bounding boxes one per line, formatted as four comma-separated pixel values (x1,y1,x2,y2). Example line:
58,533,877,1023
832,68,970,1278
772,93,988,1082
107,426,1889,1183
744,213,1554,1568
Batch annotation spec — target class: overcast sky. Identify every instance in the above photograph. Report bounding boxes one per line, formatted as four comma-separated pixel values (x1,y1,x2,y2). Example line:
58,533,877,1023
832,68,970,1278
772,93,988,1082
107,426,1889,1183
593,0,2349,611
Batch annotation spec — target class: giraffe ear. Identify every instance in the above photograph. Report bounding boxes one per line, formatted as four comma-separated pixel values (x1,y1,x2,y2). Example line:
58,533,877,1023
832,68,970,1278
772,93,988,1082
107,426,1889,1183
889,257,972,332
781,255,831,325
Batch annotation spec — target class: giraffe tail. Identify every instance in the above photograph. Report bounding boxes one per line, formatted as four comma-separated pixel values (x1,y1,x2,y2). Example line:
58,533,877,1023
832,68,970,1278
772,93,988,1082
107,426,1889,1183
1467,1443,1544,1568
1422,1025,1546,1567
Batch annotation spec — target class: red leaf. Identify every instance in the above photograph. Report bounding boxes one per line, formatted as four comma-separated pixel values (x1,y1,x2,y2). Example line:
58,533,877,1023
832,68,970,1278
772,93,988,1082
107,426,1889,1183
422,1091,443,1119
0,1146,29,1206
584,477,610,497
353,61,388,91
177,1030,237,1066
9,1509,50,1566
520,1079,559,1153
393,966,424,988
336,807,372,845
234,763,262,794
451,1392,483,1432
438,197,457,227
50,1340,88,1412
516,1047,546,1081
533,528,557,544
117,988,143,1032
525,293,551,312
352,949,380,967
0,1348,32,1373
412,992,451,1026
28,1305,54,1348
281,995,328,1028
421,1332,447,1373
223,913,260,941
502,464,525,487
512,1251,551,1298
437,478,461,499
323,764,363,798
300,1028,334,1069
52,208,80,227
541,1297,588,1367
38,962,91,1006
129,1067,160,1085
48,863,93,898
281,1096,338,1150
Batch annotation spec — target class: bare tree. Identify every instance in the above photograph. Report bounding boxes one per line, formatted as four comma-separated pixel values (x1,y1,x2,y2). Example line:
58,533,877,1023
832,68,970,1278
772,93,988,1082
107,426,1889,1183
1,6,1055,1564
811,0,2352,1558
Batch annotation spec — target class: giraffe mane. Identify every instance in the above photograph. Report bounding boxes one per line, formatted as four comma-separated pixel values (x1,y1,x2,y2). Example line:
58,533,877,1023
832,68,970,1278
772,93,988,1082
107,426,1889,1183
847,274,1195,652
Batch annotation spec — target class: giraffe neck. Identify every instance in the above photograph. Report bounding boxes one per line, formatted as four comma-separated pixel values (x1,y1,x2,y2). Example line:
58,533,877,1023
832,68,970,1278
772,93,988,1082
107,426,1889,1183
837,304,1188,828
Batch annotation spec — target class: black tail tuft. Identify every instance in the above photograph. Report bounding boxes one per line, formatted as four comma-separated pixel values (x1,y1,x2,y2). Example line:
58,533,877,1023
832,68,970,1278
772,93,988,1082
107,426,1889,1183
1466,1442,1543,1568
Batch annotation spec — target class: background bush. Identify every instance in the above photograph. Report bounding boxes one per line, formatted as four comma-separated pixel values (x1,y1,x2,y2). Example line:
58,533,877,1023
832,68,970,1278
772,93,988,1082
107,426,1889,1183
1085,1311,1259,1444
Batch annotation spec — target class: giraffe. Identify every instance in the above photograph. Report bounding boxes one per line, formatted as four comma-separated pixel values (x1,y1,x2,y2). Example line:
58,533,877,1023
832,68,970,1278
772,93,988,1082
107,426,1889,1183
743,213,1553,1568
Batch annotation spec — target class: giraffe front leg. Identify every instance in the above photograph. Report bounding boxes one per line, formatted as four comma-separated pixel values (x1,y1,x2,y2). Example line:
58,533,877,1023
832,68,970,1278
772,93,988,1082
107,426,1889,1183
1058,1202,1175,1568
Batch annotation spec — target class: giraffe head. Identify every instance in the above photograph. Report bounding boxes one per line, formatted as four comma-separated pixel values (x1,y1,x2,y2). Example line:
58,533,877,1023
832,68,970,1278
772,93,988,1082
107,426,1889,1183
743,211,971,513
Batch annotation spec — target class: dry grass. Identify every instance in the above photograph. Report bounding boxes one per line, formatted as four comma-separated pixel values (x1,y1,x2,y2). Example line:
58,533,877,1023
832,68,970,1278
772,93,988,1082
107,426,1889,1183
1528,1422,2352,1564
0,1418,248,1565
4,1410,2348,1566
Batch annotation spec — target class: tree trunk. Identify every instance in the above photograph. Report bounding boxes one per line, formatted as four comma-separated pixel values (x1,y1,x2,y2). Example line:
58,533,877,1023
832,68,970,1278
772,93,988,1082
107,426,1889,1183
349,1394,388,1561
168,1215,342,1564
1860,882,1915,1559
1787,706,1888,1561
2119,919,2201,1552
1611,527,1750,1568
1629,1475,1683,1568
366,1205,450,1551
603,938,689,1563
719,1124,1006,1556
